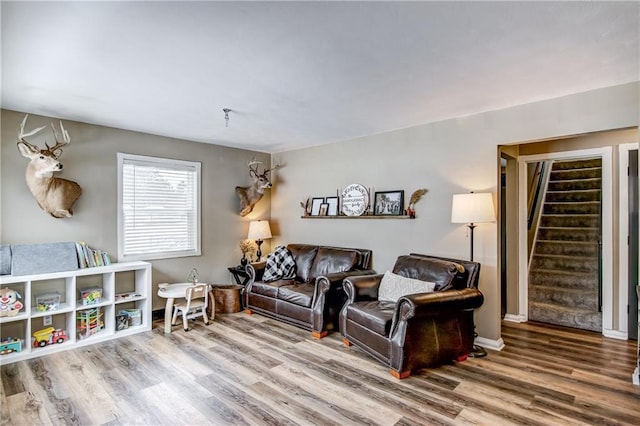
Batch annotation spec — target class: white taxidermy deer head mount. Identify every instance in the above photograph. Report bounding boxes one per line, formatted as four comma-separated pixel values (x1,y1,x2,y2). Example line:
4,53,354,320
235,159,281,217
16,114,82,218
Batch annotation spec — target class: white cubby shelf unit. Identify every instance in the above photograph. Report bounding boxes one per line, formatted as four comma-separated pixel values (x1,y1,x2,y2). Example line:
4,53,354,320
0,261,151,364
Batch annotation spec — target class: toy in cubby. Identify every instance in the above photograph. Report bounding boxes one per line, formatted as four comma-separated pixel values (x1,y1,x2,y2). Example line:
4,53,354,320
76,307,104,339
32,327,68,348
80,287,102,306
35,292,61,312
119,309,142,327
0,288,24,317
0,336,23,354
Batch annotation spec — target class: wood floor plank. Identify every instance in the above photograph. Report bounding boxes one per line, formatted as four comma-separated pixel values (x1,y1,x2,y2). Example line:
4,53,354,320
139,382,212,425
5,391,54,426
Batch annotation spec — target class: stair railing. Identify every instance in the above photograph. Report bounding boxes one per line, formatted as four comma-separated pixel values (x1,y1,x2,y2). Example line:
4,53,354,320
527,161,552,258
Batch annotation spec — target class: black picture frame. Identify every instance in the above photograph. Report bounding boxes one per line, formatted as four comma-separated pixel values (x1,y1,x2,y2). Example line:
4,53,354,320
310,197,325,216
374,190,404,216
325,196,339,216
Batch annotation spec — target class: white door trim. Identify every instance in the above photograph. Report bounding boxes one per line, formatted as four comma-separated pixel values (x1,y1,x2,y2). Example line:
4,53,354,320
518,147,614,336
619,143,639,339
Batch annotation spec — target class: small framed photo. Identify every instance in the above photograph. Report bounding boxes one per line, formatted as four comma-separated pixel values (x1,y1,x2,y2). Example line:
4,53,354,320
374,190,405,216
325,197,339,216
310,197,325,216
319,203,328,216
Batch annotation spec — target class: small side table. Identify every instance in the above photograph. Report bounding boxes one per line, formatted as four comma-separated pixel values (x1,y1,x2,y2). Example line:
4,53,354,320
228,266,250,286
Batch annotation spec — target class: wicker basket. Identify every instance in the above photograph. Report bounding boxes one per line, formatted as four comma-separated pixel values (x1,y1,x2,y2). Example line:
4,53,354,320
209,284,243,314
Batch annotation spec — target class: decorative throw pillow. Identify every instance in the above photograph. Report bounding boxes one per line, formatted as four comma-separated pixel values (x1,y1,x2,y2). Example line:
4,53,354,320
378,270,436,303
263,246,297,282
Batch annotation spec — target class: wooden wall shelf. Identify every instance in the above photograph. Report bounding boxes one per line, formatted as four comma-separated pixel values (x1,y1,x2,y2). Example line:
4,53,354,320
301,215,412,219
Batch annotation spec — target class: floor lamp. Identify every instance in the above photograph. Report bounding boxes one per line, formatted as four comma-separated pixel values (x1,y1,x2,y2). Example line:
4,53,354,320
247,220,272,261
451,192,496,358
451,192,496,261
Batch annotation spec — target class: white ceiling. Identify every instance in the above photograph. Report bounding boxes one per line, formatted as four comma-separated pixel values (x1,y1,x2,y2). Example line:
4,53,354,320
2,1,639,153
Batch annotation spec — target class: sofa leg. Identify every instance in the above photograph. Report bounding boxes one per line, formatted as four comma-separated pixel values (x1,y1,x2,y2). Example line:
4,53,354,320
245,309,253,315
311,331,328,339
456,354,468,362
342,338,352,347
390,369,411,379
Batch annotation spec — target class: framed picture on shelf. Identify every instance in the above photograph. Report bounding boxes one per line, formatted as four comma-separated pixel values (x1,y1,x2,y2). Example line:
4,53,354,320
319,203,328,216
325,197,339,216
374,190,404,216
310,197,325,216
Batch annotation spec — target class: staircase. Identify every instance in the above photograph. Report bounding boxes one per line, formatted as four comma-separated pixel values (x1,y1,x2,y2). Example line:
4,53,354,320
528,158,602,332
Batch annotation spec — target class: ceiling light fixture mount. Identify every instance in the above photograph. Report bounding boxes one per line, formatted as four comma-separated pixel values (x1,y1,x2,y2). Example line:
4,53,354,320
223,108,231,127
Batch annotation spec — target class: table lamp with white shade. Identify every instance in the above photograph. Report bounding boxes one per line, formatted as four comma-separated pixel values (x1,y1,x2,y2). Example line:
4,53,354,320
247,220,272,261
451,192,496,261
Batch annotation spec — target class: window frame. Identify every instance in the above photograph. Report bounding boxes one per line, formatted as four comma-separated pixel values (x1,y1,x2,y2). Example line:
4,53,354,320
117,152,201,262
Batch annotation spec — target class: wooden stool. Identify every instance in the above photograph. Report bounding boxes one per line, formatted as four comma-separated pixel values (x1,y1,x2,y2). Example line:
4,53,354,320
208,284,243,315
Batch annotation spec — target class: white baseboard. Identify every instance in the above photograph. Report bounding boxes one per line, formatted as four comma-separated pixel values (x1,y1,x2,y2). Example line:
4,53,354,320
603,328,628,341
475,336,505,352
503,313,526,323
633,367,639,386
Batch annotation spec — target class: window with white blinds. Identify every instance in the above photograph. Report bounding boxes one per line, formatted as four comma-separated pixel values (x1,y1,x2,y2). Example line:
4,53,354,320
117,153,201,261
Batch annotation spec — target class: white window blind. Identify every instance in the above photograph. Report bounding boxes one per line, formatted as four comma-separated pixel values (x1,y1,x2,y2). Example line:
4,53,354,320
118,153,201,261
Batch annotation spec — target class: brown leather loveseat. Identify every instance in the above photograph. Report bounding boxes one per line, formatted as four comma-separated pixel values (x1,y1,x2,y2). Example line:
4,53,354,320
340,254,483,378
245,244,374,338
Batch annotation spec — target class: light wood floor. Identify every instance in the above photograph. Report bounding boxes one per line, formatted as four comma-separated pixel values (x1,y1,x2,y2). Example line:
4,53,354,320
1,313,639,425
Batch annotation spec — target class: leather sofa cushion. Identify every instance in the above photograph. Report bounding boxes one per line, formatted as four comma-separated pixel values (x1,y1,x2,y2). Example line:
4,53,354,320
278,283,314,307
288,244,319,283
345,300,396,336
393,255,464,291
308,247,359,281
250,279,295,298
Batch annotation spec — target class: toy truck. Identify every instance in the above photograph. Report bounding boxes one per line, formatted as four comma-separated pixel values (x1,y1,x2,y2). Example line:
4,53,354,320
32,327,68,348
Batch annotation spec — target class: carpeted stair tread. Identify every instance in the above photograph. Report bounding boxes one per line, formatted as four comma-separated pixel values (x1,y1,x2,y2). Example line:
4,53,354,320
528,302,602,332
545,189,601,203
529,269,598,289
543,202,600,215
530,254,599,273
551,158,602,170
528,285,598,310
534,240,599,256
550,168,601,181
539,214,600,228
537,227,600,242
547,178,601,191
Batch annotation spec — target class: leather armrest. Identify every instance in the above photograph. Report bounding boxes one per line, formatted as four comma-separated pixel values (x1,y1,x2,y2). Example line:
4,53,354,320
245,261,266,285
316,269,377,293
396,288,484,320
343,273,384,303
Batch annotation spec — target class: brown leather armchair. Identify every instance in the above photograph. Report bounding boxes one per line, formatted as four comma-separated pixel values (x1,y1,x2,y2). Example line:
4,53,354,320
340,254,484,379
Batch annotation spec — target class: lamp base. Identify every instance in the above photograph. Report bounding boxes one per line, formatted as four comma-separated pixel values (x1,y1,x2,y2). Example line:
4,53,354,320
255,240,264,261
467,223,477,262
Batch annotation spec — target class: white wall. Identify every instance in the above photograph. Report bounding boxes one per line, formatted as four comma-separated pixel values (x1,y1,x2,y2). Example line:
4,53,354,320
271,82,640,342
1,109,271,310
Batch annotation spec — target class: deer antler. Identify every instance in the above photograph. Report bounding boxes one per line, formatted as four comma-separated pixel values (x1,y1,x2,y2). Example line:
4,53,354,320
247,160,262,177
45,121,71,158
17,114,46,150
263,164,282,175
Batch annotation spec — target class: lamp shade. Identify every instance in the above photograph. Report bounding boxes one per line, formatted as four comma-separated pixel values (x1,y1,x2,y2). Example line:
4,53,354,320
451,193,496,224
247,220,272,240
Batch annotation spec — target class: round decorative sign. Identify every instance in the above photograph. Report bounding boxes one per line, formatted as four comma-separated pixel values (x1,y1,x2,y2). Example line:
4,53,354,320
341,184,369,216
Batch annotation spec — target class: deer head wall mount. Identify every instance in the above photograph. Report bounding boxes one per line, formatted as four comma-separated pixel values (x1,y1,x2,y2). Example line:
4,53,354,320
235,160,281,217
16,114,82,218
